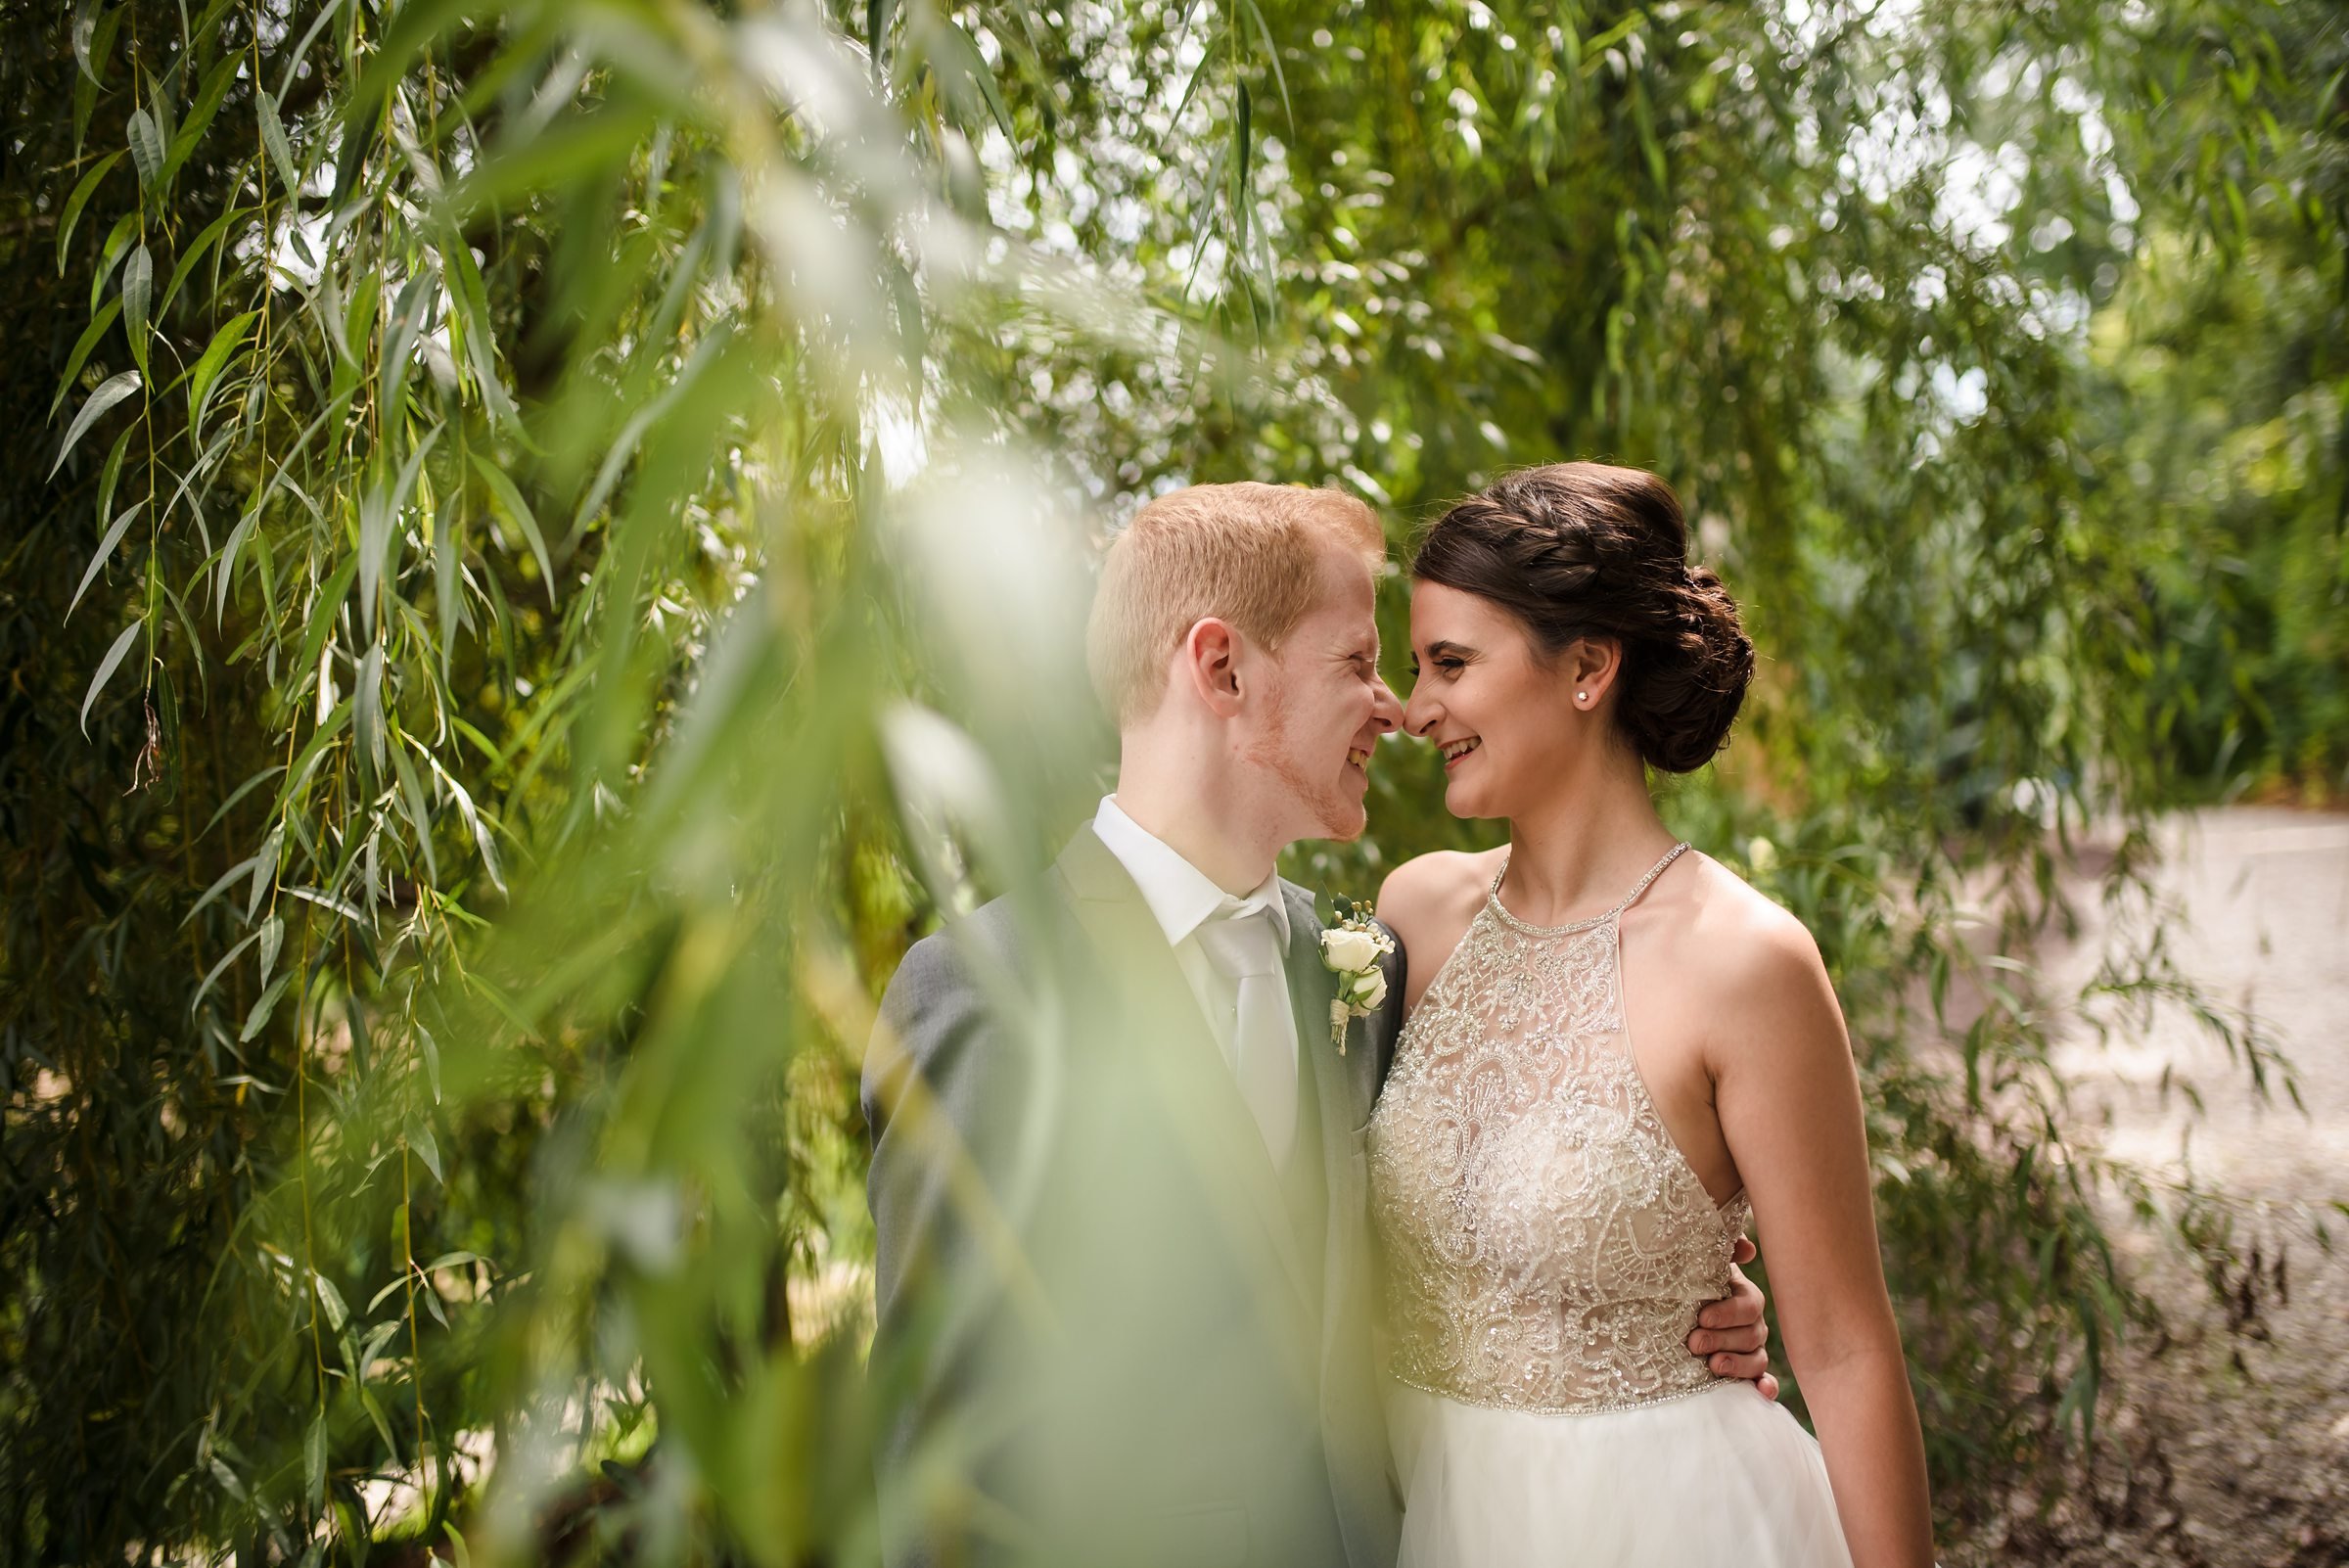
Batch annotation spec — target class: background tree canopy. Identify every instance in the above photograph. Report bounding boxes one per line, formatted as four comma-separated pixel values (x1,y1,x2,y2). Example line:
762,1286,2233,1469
2,0,2341,1564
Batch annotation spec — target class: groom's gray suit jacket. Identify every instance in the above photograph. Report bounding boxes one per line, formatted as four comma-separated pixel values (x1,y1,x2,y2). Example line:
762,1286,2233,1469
864,826,1406,1568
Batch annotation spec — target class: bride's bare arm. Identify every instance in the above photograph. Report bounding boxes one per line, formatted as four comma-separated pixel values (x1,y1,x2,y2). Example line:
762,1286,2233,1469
1712,914,1934,1568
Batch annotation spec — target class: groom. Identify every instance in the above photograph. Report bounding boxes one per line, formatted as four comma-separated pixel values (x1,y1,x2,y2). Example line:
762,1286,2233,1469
863,483,1773,1568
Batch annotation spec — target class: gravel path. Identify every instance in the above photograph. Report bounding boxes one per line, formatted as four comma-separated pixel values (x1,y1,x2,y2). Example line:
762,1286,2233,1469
2011,807,2349,1566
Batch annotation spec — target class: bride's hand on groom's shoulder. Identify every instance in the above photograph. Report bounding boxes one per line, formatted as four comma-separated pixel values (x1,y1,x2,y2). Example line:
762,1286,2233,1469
1689,1236,1780,1402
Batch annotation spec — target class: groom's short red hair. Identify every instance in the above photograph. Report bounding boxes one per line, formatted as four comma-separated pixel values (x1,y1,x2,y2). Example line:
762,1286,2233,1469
1087,483,1386,725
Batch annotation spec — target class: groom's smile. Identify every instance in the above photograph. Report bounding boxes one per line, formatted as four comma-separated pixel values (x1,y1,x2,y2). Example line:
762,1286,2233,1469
1248,537,1403,844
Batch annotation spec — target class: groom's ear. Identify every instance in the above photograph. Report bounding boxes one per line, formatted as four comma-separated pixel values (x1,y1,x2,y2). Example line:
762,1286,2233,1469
1181,617,1247,717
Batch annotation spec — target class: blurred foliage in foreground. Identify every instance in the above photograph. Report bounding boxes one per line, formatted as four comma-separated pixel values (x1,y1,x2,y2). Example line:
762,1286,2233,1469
2,0,2342,1564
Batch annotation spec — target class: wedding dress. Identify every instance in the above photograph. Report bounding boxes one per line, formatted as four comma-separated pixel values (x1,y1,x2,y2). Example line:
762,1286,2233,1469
1367,844,1853,1568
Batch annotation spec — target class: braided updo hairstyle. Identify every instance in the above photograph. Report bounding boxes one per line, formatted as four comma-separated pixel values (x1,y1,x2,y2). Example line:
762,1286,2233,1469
1412,463,1754,773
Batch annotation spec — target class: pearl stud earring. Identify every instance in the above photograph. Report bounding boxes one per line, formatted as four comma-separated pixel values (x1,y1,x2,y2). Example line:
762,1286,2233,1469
1576,691,1589,704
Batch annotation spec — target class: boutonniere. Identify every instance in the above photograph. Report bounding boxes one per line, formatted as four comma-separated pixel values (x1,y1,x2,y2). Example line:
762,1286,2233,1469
1317,901,1395,1055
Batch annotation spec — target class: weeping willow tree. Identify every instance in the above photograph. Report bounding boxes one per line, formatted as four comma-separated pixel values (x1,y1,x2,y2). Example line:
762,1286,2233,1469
2,0,2339,1564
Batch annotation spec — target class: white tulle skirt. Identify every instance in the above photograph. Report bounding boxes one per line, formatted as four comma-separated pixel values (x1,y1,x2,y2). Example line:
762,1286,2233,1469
1387,1379,1854,1568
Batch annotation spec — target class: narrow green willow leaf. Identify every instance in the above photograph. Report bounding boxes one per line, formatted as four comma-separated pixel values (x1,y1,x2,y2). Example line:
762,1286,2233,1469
197,763,284,842
312,1273,349,1334
562,324,736,560
120,244,152,376
435,491,465,674
56,149,126,274
207,1457,249,1505
88,211,139,310
349,1319,395,1385
379,271,435,428
388,733,440,886
356,1386,396,1461
331,101,381,207
345,0,481,126
449,716,499,765
159,204,247,320
1231,82,1253,249
187,309,260,439
142,69,176,175
49,298,123,420
438,220,515,424
256,87,303,203
165,52,241,183
165,426,240,546
338,270,382,371
267,702,349,827
470,450,555,605
1235,0,1294,129
303,1410,327,1507
354,641,385,773
247,823,283,923
51,370,142,481
126,107,164,190
215,496,262,623
93,426,130,530
188,928,263,1016
69,501,145,621
926,17,1015,141
294,554,360,699
70,0,103,84
421,751,503,893
359,426,442,640
79,619,144,737
443,103,667,219
417,1021,442,1104
182,849,262,929
272,0,344,104
408,1122,442,1184
288,886,366,927
257,914,286,989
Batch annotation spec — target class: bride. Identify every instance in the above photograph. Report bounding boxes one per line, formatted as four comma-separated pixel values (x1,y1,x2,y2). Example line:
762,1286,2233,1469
1367,463,1936,1568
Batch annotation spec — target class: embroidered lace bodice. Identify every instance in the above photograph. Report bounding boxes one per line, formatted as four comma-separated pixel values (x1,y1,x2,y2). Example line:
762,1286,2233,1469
1367,844,1751,1414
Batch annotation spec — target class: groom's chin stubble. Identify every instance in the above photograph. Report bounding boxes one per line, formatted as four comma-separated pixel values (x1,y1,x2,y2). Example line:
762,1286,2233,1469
1318,798,1370,843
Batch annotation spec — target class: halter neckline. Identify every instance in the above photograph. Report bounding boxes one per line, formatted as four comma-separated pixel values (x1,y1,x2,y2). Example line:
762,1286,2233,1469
1485,842,1691,937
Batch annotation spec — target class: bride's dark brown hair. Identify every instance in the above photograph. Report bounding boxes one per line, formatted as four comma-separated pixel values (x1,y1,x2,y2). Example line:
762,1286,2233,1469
1412,463,1754,773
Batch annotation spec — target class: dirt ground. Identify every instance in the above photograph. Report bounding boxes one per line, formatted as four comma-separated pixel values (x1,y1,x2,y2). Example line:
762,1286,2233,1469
1983,807,2349,1567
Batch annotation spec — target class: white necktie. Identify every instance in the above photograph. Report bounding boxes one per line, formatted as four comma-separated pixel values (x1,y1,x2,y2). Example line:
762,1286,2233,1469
1195,905,1299,1174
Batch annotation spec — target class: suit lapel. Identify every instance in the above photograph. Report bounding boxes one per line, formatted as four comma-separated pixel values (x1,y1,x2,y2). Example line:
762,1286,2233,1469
1056,830,1315,1319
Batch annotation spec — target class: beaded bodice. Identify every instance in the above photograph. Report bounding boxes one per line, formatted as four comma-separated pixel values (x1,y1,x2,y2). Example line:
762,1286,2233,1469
1367,844,1751,1414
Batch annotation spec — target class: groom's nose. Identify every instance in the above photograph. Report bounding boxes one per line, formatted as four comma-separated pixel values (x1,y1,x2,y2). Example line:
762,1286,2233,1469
1402,680,1433,737
1369,676,1403,732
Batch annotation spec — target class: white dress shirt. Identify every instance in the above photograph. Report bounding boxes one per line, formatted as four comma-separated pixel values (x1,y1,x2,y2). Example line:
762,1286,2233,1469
1090,795,1299,1167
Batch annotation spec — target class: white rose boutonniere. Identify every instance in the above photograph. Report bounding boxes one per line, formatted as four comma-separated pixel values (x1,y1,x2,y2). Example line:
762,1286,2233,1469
1318,900,1396,1055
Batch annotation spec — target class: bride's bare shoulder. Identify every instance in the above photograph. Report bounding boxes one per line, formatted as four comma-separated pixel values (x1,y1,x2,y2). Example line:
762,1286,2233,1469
1376,848,1500,922
1376,848,1503,992
1654,852,1838,1023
